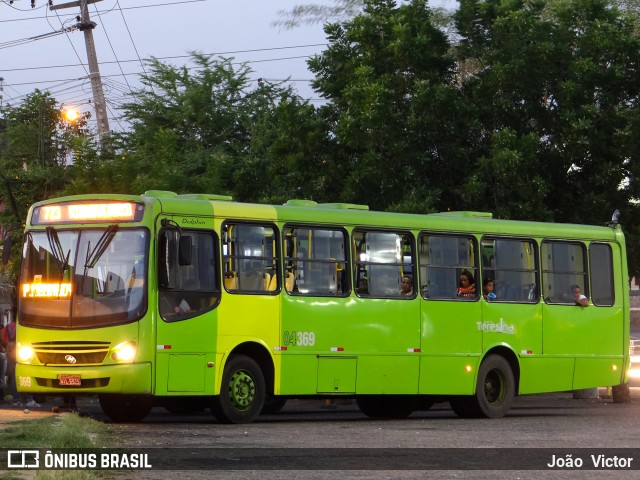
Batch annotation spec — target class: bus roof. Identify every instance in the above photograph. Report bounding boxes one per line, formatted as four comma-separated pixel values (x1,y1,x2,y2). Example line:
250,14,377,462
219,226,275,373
28,191,620,242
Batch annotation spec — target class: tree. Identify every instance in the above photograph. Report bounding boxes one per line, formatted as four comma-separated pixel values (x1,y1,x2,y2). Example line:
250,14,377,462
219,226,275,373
0,90,90,279
309,0,469,212
115,54,331,203
273,0,365,29
455,0,640,270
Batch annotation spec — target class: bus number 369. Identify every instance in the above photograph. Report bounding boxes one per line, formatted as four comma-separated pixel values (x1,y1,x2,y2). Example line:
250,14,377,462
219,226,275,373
283,331,316,347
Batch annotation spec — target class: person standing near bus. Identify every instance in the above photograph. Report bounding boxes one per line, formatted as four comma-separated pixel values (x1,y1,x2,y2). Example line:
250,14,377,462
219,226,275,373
4,318,39,407
0,324,7,397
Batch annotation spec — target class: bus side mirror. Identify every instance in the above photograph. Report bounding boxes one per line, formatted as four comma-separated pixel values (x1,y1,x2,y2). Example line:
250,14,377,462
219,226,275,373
179,236,193,266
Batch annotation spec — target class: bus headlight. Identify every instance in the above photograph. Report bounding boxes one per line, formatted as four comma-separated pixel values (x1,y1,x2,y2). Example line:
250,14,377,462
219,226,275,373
18,345,35,364
112,341,137,362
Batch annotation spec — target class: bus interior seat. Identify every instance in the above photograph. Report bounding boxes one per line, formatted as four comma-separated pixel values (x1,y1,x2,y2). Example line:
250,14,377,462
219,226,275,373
264,272,278,291
285,272,295,292
224,272,238,290
106,272,125,294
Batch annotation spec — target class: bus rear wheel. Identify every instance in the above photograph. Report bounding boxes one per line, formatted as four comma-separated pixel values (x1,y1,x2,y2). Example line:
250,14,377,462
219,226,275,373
211,355,265,424
452,354,515,419
98,394,153,423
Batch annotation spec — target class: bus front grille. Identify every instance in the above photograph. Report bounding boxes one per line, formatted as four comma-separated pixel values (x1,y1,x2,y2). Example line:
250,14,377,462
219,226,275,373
31,341,111,365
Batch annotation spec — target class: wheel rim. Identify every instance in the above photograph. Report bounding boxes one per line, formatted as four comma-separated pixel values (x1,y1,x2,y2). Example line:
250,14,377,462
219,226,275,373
484,369,506,405
227,369,256,411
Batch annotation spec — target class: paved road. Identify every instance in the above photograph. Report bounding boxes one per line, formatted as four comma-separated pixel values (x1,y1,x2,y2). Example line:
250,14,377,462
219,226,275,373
2,389,635,480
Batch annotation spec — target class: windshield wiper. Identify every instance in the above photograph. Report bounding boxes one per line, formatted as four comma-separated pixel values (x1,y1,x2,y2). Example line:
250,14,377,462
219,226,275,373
78,225,119,293
46,227,71,276
84,225,119,269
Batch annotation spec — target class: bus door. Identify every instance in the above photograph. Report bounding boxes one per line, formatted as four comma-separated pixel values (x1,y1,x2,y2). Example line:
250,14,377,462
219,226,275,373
418,233,482,395
216,221,281,386
155,216,221,395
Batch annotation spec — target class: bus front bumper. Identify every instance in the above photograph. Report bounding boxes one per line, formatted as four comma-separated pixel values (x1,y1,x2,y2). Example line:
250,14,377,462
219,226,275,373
15,362,152,395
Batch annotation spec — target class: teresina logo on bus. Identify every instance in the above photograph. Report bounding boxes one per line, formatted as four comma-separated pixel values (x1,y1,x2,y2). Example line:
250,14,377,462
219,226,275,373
476,318,515,334
40,203,136,223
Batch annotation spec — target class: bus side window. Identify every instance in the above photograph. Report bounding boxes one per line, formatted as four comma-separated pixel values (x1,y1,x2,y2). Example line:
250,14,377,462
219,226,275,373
354,230,414,298
487,237,538,303
283,226,349,296
158,228,220,321
419,234,476,300
222,223,279,294
542,240,585,304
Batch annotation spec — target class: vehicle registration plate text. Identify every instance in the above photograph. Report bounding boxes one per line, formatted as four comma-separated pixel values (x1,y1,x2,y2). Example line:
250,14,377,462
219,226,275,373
58,375,81,386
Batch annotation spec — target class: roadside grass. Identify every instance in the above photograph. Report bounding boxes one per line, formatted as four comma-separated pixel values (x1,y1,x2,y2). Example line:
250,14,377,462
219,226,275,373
0,413,112,480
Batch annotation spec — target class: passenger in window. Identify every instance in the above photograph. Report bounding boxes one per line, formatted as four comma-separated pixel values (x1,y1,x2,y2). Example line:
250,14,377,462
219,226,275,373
571,285,589,307
243,260,264,291
483,279,497,301
400,275,413,296
457,270,477,298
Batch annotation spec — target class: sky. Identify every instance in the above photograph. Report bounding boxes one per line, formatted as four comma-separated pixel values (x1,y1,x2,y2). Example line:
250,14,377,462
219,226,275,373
0,0,456,134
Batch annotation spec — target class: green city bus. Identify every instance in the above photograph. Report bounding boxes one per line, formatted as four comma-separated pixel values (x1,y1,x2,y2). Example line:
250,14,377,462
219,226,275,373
15,191,630,422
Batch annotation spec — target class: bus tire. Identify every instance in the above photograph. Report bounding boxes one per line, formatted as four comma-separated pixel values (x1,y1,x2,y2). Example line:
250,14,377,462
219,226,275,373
474,354,515,418
212,355,265,424
449,396,481,418
261,395,287,415
98,394,153,423
612,383,631,404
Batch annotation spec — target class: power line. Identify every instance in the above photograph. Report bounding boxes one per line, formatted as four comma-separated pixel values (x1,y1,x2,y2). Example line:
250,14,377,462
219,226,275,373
0,43,327,71
2,54,317,87
0,0,207,23
114,0,149,83
92,2,135,95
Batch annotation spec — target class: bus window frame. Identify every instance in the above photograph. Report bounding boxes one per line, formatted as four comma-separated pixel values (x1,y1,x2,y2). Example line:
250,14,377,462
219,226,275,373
418,232,479,302
158,226,221,323
481,236,539,304
588,242,615,307
541,239,588,306
282,223,351,298
221,220,281,296
353,228,416,300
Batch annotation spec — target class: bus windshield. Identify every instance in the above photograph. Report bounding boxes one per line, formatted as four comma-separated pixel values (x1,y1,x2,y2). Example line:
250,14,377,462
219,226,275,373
19,227,148,328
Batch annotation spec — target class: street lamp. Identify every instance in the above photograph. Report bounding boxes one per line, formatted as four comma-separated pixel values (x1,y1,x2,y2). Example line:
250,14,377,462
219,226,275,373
64,107,80,123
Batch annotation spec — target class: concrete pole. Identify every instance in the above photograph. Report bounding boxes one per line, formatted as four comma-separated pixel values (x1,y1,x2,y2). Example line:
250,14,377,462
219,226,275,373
51,0,110,148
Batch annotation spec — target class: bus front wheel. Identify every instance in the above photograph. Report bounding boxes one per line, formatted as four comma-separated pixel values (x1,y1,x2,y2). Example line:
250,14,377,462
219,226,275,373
212,355,265,424
98,394,153,423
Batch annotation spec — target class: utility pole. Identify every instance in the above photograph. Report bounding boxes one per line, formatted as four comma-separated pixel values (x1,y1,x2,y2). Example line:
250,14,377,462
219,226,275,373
50,0,110,147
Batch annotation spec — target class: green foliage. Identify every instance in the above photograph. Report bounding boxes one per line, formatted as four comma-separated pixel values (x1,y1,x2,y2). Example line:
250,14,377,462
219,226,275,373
309,0,466,211
0,414,110,480
0,413,110,449
4,0,640,276
0,91,91,277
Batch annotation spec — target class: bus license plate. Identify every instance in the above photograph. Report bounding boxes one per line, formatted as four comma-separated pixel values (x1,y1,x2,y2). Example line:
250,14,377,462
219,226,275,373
58,375,81,386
